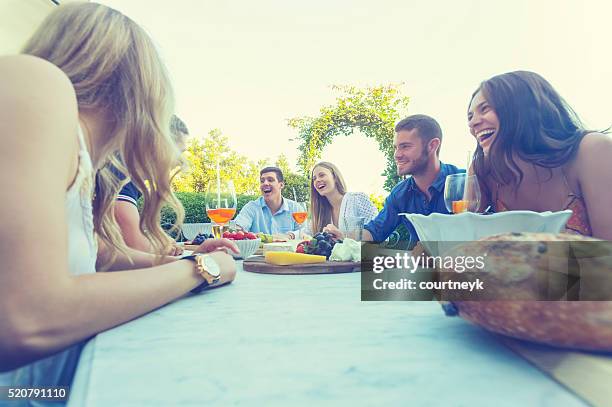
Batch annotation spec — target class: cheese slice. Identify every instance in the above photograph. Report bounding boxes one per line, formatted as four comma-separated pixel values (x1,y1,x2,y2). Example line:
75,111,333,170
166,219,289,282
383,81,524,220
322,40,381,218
265,252,326,266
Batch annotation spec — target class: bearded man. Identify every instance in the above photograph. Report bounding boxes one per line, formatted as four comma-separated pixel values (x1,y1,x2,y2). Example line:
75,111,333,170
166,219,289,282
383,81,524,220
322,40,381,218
360,114,464,244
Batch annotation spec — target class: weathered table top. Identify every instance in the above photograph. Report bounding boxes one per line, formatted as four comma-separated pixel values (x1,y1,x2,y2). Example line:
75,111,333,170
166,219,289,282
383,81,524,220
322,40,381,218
68,262,586,406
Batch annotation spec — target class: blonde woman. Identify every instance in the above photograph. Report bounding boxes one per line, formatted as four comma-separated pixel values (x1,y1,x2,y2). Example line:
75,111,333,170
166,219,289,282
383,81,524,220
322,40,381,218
303,162,378,238
0,3,237,389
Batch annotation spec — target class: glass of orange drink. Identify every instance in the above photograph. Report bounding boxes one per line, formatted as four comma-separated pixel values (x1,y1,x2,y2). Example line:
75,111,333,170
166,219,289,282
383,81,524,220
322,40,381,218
444,173,481,214
206,180,237,238
292,202,308,239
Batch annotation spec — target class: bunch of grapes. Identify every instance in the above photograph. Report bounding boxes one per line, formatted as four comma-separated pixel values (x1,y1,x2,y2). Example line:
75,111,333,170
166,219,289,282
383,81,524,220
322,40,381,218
192,233,214,245
297,232,341,259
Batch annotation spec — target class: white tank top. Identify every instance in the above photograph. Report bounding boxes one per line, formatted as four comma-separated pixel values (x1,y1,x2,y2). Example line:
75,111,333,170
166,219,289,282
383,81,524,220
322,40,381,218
0,126,98,406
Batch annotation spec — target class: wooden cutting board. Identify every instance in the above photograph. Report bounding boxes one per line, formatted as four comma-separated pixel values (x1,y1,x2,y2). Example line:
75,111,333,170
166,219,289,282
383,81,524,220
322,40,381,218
243,255,360,275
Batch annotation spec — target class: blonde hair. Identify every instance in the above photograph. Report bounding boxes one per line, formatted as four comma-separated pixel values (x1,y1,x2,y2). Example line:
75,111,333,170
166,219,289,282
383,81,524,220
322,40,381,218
22,2,184,263
309,162,347,234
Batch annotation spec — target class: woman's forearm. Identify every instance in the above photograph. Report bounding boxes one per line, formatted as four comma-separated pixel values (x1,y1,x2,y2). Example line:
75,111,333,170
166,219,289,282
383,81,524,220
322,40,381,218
97,238,178,271
1,251,235,371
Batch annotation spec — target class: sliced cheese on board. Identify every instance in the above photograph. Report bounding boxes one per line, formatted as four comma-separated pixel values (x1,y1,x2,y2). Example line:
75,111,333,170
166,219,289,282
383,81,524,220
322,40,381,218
265,252,326,266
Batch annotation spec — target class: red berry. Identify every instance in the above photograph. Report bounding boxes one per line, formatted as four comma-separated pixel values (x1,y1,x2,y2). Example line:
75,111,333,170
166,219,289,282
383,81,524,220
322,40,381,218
245,232,257,240
222,231,232,238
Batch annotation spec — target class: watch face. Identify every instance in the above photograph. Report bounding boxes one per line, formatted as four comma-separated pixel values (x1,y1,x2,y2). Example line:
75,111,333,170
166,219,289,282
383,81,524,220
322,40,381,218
202,256,221,278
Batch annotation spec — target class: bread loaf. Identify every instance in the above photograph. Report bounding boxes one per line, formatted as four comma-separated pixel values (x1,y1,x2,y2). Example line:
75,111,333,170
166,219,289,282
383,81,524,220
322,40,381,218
438,232,612,351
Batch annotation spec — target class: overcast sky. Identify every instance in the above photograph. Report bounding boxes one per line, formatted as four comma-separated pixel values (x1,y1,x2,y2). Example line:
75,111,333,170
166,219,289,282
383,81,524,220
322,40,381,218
101,0,612,194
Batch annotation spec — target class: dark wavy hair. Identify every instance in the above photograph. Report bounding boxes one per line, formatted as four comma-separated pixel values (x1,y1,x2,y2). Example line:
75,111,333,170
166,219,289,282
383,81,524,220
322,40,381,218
470,71,594,199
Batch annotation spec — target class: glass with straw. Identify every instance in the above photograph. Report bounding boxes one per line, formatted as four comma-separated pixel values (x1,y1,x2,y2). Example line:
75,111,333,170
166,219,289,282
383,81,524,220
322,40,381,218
291,187,308,239
206,161,237,238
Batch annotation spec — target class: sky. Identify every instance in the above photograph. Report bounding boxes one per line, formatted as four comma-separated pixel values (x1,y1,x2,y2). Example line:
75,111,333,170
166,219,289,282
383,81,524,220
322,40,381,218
100,0,611,195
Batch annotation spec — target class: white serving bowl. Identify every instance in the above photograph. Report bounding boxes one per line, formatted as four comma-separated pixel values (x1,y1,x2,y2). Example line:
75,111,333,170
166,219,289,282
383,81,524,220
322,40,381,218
181,223,213,240
400,210,572,256
232,238,261,259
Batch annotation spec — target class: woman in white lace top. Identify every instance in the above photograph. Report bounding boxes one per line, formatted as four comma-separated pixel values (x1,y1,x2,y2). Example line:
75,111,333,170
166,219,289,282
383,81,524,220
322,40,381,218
302,162,378,238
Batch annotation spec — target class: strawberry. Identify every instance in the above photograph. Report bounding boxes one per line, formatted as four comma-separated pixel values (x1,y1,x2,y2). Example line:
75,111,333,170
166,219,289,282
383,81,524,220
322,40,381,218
235,231,245,240
245,232,257,240
222,231,232,239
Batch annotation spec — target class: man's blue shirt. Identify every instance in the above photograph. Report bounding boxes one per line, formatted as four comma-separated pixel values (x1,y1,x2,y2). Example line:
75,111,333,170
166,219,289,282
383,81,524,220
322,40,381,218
364,162,464,244
235,196,301,234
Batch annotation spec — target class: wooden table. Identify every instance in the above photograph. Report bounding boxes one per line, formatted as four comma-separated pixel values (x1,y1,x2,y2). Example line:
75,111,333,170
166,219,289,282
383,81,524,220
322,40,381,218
67,262,589,406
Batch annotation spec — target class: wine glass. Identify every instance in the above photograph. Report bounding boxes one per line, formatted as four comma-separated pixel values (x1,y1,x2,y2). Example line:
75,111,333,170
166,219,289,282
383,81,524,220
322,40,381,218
291,202,308,240
444,174,481,214
345,216,365,241
206,180,237,238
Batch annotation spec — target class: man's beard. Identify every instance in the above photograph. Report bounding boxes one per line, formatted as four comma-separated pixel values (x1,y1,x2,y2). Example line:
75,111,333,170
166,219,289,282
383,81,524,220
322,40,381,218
398,148,429,176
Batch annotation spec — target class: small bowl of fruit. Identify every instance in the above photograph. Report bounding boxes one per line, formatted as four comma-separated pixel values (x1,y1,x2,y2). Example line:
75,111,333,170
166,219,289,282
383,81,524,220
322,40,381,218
183,231,260,259
221,230,261,259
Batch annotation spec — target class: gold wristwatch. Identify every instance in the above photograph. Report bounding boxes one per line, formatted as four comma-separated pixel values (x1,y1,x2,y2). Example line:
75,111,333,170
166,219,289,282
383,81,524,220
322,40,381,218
182,254,221,293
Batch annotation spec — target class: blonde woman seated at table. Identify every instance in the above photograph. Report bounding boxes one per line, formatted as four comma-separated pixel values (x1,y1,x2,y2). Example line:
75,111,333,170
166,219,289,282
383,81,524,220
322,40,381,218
0,3,237,390
302,162,378,239
467,71,612,239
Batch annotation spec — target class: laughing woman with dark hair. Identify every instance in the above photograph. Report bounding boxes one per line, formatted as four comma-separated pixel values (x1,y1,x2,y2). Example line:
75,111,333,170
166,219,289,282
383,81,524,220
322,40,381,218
467,70,612,239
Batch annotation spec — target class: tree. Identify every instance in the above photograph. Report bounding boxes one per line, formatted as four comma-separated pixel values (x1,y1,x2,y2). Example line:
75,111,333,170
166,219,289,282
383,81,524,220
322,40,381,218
288,84,410,192
275,154,291,176
283,172,310,202
172,130,308,199
172,129,261,195
272,153,309,201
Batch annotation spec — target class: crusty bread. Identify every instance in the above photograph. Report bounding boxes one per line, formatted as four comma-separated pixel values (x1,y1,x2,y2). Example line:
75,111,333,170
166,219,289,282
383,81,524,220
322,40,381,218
437,232,612,351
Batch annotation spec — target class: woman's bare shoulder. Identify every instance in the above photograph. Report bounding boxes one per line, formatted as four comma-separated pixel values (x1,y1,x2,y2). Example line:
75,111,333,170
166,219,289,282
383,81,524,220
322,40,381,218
0,54,73,86
0,55,78,145
0,55,80,187
576,132,612,163
573,132,612,178
579,132,611,148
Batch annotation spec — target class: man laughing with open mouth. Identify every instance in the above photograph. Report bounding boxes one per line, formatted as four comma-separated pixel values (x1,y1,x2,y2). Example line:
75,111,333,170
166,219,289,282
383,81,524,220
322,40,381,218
234,166,303,238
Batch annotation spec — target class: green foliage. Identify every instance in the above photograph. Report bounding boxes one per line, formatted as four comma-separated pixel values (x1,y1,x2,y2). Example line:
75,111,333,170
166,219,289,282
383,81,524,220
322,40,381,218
283,172,310,202
174,192,206,223
275,154,291,176
288,84,410,192
368,193,385,211
172,129,262,195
